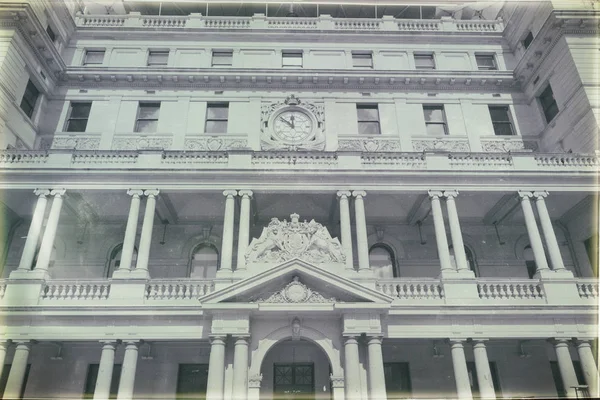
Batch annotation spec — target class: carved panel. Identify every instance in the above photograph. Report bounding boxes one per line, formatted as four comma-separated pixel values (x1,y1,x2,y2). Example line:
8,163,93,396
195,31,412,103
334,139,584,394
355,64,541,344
184,137,247,151
412,139,470,152
338,138,403,152
112,137,173,150
52,137,101,150
481,139,527,152
253,276,336,303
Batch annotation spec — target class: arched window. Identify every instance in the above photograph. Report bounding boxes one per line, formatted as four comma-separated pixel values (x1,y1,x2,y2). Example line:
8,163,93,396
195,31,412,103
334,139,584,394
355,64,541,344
449,245,479,276
107,244,137,278
190,243,219,278
369,244,397,278
523,245,537,279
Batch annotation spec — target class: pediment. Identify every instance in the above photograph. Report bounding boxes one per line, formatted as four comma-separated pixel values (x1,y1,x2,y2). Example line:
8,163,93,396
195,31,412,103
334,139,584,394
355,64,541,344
199,258,393,305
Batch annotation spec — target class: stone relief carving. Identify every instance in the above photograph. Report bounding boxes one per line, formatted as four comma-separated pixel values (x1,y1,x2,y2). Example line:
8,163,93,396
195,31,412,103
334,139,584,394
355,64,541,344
481,139,528,153
246,213,345,264
112,138,173,150
330,374,345,388
52,137,101,150
412,139,470,152
248,374,263,388
184,137,247,151
338,139,403,152
253,276,336,303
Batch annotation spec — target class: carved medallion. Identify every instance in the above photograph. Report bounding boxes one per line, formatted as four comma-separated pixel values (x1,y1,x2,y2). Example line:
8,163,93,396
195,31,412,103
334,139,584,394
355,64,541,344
253,276,336,303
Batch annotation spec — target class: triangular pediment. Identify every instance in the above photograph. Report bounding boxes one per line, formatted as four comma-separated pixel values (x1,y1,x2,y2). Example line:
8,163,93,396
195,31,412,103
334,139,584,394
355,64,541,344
199,259,393,305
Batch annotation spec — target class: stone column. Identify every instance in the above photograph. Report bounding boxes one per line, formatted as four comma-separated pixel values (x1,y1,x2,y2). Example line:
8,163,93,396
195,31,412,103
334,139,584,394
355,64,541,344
116,341,139,400
232,336,249,400
94,341,117,400
207,336,227,400
337,191,354,270
0,341,9,387
220,190,238,272
518,192,550,273
450,340,473,400
473,340,496,399
34,189,66,272
352,191,370,271
118,190,144,272
533,191,566,271
134,189,159,274
367,337,387,400
17,189,50,270
554,338,578,398
330,375,345,400
344,336,362,400
429,191,453,273
576,340,598,397
4,341,31,399
236,190,253,271
444,191,469,272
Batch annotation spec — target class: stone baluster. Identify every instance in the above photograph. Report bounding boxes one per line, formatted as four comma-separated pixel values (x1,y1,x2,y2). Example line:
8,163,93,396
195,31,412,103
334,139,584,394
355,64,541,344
17,189,50,271
116,341,140,400
118,190,144,272
473,340,496,399
220,190,238,272
236,190,253,271
533,191,566,271
444,191,469,272
4,341,31,399
518,192,550,274
94,341,117,400
337,191,354,270
34,189,66,272
429,191,453,273
352,191,370,272
450,340,473,400
206,336,227,400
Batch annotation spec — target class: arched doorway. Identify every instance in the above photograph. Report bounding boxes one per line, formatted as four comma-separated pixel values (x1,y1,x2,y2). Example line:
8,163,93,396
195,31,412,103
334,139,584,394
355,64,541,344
260,339,333,400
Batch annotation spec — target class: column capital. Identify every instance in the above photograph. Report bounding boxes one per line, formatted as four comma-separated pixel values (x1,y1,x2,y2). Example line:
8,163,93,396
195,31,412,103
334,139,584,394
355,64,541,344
472,339,489,348
367,336,384,345
50,188,66,197
337,190,352,199
248,374,263,389
574,339,593,348
223,190,238,198
33,189,51,197
552,338,572,347
449,339,467,347
443,190,459,199
0,340,11,350
518,190,534,200
352,190,366,198
233,335,251,344
428,190,444,199
144,189,160,197
100,340,118,349
13,341,31,349
127,189,145,197
533,190,549,199
330,374,345,388
209,335,227,345
238,190,253,198
122,340,140,348
344,336,359,345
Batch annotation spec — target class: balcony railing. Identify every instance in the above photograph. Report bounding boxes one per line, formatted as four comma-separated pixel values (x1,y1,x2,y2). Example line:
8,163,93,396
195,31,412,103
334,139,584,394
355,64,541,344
40,280,111,300
477,279,545,301
146,279,215,300
576,279,599,299
376,279,444,300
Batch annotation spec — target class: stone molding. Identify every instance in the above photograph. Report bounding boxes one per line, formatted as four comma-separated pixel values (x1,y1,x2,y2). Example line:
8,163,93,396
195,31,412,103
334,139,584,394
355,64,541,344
338,138,403,152
248,374,263,388
253,276,336,304
51,136,101,151
112,136,173,151
184,137,248,151
412,138,470,152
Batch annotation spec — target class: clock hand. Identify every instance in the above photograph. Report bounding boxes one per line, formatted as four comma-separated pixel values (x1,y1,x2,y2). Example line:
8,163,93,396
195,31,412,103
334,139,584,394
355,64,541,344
279,116,293,128
290,114,295,129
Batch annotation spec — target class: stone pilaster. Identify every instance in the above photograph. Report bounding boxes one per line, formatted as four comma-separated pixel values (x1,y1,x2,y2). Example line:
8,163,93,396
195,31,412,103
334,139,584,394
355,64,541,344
220,190,238,272
352,191,370,272
17,189,50,271
236,190,253,271
337,191,354,271
34,189,66,272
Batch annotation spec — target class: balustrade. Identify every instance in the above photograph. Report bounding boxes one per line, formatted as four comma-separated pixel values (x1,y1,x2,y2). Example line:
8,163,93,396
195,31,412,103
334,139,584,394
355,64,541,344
361,153,426,169
0,151,48,165
251,152,338,168
145,280,215,300
204,17,251,29
72,150,138,164
376,279,444,300
40,281,111,300
267,18,318,29
448,153,513,169
142,16,187,28
477,280,544,300
334,19,381,30
535,154,599,169
397,20,440,31
162,151,228,165
576,279,599,299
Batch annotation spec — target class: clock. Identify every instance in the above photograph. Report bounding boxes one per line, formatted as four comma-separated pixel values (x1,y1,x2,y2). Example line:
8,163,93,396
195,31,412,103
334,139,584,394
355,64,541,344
272,109,314,143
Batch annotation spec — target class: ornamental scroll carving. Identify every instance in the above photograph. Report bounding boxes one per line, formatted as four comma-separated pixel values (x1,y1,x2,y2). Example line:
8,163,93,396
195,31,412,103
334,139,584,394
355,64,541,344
481,139,526,152
245,213,345,264
253,276,336,303
112,137,173,150
52,137,100,150
338,139,403,152
412,139,470,152
184,137,248,151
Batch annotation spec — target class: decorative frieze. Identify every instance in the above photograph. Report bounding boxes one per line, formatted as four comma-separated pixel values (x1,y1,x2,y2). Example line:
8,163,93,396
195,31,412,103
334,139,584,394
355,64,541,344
184,137,248,151
480,137,534,153
52,136,100,151
412,138,470,152
112,137,173,150
253,276,336,304
338,138,403,152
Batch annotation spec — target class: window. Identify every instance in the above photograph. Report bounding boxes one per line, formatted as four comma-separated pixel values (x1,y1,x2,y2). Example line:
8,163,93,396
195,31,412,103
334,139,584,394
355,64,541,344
212,50,233,67
46,25,56,42
538,84,559,123
356,105,381,135
0,364,31,399
205,103,229,134
190,243,219,278
20,80,40,119
489,106,514,136
384,363,411,398
414,53,435,70
550,361,585,398
522,31,534,49
466,361,501,398
423,105,448,135
107,244,137,277
282,51,303,68
83,364,122,399
65,102,92,132
584,234,598,277
369,244,397,278
177,364,209,400
83,50,105,66
352,52,373,68
147,50,169,67
135,103,161,133
475,54,497,70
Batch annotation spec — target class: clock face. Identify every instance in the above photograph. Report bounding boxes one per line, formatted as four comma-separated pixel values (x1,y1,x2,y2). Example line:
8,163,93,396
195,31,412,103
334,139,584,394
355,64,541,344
272,110,314,143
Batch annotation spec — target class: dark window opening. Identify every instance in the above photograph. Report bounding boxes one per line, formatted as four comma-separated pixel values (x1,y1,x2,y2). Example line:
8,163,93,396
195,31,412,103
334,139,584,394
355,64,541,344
205,103,229,134
83,364,122,399
176,364,209,400
384,362,412,399
357,104,381,135
65,102,92,132
523,31,534,49
539,84,559,123
20,80,40,119
584,235,598,277
489,106,514,136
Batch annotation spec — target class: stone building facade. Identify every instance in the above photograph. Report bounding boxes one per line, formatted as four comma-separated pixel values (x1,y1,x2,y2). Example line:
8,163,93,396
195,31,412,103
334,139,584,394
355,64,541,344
0,0,598,399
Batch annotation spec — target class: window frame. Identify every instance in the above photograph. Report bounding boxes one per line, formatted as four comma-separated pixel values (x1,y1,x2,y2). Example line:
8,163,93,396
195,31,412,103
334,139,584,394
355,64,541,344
211,50,233,67
64,102,92,133
538,84,559,123
356,104,381,135
147,50,169,67
522,31,534,49
488,105,515,136
475,54,498,71
414,53,436,70
134,102,161,133
83,49,105,66
282,50,303,68
422,105,448,135
46,25,56,42
204,102,229,134
351,51,373,69
20,79,41,119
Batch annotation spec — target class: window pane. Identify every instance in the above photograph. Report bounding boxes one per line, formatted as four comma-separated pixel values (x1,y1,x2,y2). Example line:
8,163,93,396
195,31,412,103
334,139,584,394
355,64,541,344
84,51,105,64
352,54,372,67
358,121,381,135
212,52,233,65
493,122,514,136
138,104,160,119
476,55,496,70
135,119,158,133
489,106,510,122
20,99,34,118
357,107,379,121
423,106,444,122
46,25,56,42
205,120,228,133
523,31,534,49
206,105,229,119
71,103,92,119
148,51,169,65
66,119,88,132
425,123,447,136
415,54,435,69
23,80,40,105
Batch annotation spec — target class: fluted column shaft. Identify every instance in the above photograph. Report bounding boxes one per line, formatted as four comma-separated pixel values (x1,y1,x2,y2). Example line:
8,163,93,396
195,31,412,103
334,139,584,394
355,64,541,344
367,337,387,400
119,190,143,271
337,191,354,270
534,191,566,271
236,190,253,271
221,190,237,272
0,341,9,390
94,341,117,400
576,340,598,397
4,341,31,399
444,191,469,271
518,192,550,272
134,190,158,272
450,340,473,400
116,341,139,400
344,336,361,400
473,341,496,399
429,191,453,272
207,336,227,400
232,336,249,400
352,191,370,271
554,339,578,398
18,189,50,270
35,189,66,271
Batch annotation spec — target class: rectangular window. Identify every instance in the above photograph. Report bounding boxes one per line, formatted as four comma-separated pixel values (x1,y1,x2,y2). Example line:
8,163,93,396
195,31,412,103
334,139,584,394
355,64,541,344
538,84,559,123
476,54,497,71
65,102,92,132
0,364,31,399
352,52,373,68
522,31,534,49
83,364,121,399
212,50,233,67
357,104,381,135
423,105,448,135
467,361,501,398
135,102,161,133
489,106,514,136
147,50,169,66
205,103,229,133
83,50,105,66
46,25,56,42
414,53,435,70
384,363,411,398
282,51,303,68
177,364,209,400
20,80,40,119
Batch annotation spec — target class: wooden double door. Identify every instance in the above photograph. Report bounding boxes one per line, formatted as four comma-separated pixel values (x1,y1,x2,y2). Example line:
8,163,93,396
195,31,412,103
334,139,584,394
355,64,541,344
273,363,315,400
